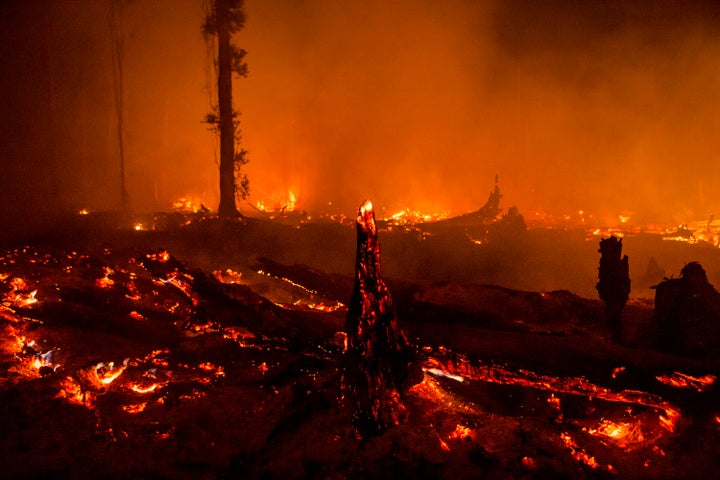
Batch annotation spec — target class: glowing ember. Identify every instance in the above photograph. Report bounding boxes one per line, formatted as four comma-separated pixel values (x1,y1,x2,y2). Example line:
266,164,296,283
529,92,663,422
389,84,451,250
448,424,475,441
585,419,645,450
147,250,171,263
655,372,716,392
96,266,115,288
385,208,450,225
130,382,163,394
122,402,148,414
133,223,144,231
213,268,243,284
659,409,680,433
95,361,127,385
56,376,95,408
129,310,145,320
78,208,90,215
424,367,465,383
560,432,600,469
3,277,39,307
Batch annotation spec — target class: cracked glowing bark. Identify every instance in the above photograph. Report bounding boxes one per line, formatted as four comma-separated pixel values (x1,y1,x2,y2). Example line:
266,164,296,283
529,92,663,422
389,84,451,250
345,200,421,434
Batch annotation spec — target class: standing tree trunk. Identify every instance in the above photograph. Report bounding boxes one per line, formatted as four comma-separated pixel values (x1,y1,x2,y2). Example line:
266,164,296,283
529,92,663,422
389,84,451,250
216,0,238,218
109,0,130,212
597,236,630,341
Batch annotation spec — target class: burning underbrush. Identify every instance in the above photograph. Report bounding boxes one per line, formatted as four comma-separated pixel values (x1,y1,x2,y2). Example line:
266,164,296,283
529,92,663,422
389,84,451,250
0,214,719,478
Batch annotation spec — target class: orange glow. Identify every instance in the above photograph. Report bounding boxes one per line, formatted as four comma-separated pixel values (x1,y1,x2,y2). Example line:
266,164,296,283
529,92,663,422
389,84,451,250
129,310,145,320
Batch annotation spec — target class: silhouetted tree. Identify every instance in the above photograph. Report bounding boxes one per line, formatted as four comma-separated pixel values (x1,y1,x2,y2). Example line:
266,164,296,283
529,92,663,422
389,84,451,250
108,0,131,211
596,236,630,341
203,0,249,218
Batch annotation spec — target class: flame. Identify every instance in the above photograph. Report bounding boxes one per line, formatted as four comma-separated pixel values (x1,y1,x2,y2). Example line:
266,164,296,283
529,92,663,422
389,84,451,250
360,200,373,215
172,196,206,213
129,310,145,320
78,208,90,215
133,223,144,231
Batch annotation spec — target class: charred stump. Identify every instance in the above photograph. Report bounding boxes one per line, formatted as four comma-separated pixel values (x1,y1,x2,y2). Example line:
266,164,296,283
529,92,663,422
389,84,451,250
344,200,422,435
653,262,720,355
596,236,630,341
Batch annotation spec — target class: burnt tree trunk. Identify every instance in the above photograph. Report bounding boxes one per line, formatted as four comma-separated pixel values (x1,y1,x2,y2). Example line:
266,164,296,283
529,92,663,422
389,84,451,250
344,200,421,435
596,236,630,341
216,0,239,218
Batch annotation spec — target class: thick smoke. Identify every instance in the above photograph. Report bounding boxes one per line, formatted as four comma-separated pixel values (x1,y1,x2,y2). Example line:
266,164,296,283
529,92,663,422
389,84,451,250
1,0,719,223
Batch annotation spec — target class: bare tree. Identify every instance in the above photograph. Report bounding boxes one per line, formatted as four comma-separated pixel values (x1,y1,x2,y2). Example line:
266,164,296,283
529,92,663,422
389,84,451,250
203,0,249,218
108,0,130,211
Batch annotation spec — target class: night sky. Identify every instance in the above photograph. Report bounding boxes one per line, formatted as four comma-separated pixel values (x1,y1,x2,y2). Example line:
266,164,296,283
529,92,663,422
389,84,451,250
2,0,719,225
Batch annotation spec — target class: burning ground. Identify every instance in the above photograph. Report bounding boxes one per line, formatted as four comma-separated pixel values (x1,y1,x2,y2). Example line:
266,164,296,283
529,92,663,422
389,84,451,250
1,211,719,479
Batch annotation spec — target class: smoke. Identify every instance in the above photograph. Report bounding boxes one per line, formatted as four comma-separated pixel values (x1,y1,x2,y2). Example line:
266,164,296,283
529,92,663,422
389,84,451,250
1,0,719,223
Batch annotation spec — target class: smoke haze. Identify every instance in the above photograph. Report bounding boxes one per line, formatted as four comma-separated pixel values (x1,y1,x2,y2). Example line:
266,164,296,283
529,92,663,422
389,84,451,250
2,0,719,223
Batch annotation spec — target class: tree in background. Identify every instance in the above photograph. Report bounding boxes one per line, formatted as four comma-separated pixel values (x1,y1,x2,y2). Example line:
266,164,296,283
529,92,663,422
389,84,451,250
203,0,249,218
108,0,131,211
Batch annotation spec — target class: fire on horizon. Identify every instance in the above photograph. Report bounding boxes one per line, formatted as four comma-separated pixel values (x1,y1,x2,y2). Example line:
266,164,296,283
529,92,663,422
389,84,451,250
1,0,720,225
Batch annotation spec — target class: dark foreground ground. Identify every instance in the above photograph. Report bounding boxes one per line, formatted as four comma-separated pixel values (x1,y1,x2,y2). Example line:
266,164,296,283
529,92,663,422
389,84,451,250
1,212,719,479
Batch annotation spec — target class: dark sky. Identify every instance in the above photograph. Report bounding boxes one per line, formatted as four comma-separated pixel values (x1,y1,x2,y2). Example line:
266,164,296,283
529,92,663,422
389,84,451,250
2,0,720,224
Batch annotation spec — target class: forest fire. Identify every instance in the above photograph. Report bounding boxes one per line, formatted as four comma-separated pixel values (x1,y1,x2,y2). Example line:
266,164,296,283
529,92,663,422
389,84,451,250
0,214,718,478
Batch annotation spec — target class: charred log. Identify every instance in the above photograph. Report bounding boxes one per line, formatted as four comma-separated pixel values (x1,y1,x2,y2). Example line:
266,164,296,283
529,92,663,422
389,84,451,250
596,236,630,341
344,200,422,435
653,262,720,355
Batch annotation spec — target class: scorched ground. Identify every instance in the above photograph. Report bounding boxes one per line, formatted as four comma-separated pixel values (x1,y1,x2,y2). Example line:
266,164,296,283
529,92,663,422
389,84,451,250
0,210,719,479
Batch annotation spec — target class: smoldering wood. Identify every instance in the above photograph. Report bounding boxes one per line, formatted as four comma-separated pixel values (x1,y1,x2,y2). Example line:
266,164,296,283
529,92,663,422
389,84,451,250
344,200,422,435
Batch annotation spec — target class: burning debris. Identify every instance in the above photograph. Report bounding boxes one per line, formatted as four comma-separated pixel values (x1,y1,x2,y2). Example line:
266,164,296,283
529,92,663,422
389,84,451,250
344,200,422,434
0,213,718,478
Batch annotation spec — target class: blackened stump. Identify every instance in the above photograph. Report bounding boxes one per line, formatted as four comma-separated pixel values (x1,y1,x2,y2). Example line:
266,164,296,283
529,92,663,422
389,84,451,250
345,200,421,435
597,236,630,341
